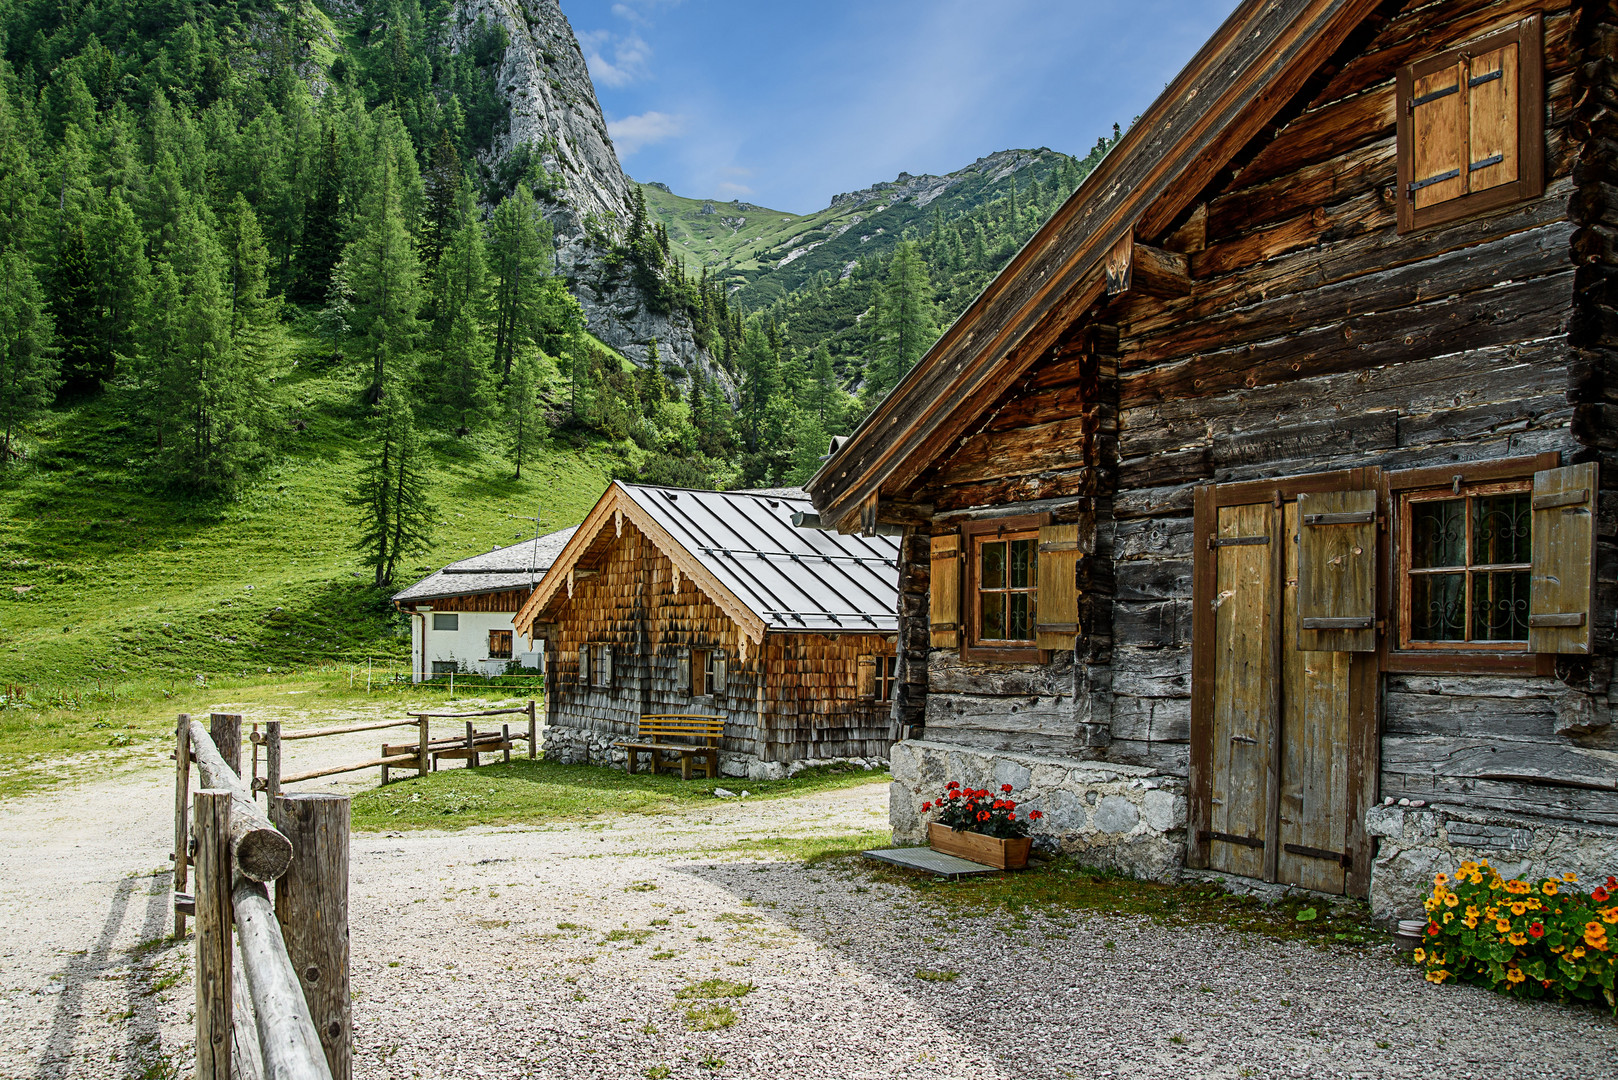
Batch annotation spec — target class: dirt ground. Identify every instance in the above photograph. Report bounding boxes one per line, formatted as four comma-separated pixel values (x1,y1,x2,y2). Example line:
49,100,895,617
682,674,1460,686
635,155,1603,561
3,707,1617,1080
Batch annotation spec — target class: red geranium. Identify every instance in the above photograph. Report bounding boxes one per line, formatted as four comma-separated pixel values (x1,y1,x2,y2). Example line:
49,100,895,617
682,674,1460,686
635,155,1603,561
920,781,1039,839
1528,922,1545,938
1028,810,1043,821
921,802,932,812
1001,784,1014,793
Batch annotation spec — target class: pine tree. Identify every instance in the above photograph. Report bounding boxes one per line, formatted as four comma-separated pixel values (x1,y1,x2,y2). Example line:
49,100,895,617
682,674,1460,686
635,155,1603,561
419,130,461,274
294,124,343,304
334,145,423,402
351,389,435,587
505,348,545,479
50,218,100,391
0,250,57,464
864,241,936,403
487,183,553,379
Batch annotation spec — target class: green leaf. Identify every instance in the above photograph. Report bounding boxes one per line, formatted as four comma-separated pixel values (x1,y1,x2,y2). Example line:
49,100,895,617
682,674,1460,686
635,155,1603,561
1295,907,1317,923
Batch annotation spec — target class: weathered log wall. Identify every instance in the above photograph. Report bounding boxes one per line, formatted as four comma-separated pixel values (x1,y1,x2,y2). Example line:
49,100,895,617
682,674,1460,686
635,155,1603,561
761,633,896,760
901,0,1618,828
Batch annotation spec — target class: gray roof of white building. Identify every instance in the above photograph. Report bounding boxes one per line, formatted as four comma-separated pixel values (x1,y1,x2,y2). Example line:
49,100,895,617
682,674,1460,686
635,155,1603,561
392,526,579,605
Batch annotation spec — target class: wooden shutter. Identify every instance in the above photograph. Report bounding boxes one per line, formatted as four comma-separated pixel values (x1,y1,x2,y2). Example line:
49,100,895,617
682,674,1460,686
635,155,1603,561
1467,42,1519,194
855,655,877,699
1410,60,1466,210
1035,523,1081,650
929,533,962,648
712,652,727,697
578,644,590,687
677,649,691,696
1296,490,1377,652
600,645,614,688
1529,462,1596,655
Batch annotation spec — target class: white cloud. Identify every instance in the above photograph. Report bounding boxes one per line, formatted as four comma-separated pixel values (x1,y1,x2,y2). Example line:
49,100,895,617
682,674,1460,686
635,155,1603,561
582,29,652,88
608,111,686,156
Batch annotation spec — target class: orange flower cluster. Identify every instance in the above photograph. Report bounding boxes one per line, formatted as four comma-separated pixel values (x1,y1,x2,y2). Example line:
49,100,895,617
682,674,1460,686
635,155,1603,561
1417,862,1617,1012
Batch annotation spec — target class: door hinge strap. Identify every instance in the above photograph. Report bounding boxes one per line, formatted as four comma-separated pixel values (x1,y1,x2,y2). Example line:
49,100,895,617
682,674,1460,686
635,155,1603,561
1468,69,1503,88
1284,842,1353,869
1469,153,1505,172
1200,830,1264,849
1528,612,1585,628
1409,83,1459,110
1210,535,1269,548
1301,616,1375,630
1301,511,1375,526
1409,168,1461,193
1531,488,1589,511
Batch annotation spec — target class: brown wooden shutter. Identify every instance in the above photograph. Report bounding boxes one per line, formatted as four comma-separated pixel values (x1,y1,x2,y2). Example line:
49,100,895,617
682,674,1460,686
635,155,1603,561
1467,42,1519,194
1035,523,1081,650
601,645,614,688
855,655,877,699
1529,463,1596,655
712,652,727,697
1296,490,1378,652
578,644,590,686
929,533,961,648
677,649,691,696
1410,61,1467,210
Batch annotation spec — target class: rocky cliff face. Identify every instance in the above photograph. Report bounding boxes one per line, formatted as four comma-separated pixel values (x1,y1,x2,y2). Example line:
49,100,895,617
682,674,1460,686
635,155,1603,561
445,0,725,387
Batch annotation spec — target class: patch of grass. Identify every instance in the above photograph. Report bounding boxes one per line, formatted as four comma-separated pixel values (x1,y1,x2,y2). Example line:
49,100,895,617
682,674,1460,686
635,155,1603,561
624,881,659,892
683,1004,736,1031
350,758,889,831
914,969,958,983
644,1068,671,1080
713,912,760,926
603,928,652,945
717,828,892,864
675,978,753,1000
856,857,1389,952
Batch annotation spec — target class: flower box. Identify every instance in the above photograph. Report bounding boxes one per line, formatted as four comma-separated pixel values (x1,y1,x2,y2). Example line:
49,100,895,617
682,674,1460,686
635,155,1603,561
929,821,1032,870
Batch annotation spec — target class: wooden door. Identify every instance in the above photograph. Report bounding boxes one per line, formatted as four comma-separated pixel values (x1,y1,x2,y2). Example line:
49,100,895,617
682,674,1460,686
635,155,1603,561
1190,472,1379,897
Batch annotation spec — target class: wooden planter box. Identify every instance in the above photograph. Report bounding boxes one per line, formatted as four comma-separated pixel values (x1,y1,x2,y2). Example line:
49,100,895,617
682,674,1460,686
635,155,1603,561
928,822,1032,870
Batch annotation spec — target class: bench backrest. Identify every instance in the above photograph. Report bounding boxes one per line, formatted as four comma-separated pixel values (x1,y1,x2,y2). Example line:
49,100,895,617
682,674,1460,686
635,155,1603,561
638,714,725,743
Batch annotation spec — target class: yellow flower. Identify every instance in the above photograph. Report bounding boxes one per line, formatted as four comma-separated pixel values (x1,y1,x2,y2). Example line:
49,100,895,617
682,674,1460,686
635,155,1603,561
1525,898,1541,911
1462,916,1478,930
1465,905,1480,919
1496,918,1512,934
1426,970,1449,984
1489,878,1503,891
1443,893,1459,908
1423,898,1439,913
1413,948,1426,962
1458,861,1478,875
1506,967,1526,984
1509,902,1527,916
1573,946,1587,959
1442,911,1455,925
1435,873,1449,885
1508,931,1527,946
1542,880,1560,896
1563,871,1578,883
1468,872,1484,886
1601,907,1618,925
1484,906,1498,920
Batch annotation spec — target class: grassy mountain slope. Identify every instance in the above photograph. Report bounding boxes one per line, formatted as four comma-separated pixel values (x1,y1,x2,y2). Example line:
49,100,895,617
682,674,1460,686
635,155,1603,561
0,327,614,688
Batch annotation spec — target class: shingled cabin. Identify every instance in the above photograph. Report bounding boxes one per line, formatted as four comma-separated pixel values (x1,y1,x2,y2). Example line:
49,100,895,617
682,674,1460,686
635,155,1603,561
393,528,576,681
806,0,1618,916
513,483,901,779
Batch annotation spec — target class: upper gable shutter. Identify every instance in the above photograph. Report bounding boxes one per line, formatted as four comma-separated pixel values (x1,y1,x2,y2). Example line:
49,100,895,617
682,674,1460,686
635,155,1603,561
855,655,877,699
1467,42,1519,194
578,644,590,687
1035,523,1082,650
677,649,691,696
929,533,962,648
712,652,727,697
1529,463,1597,655
1410,60,1467,210
1297,490,1378,652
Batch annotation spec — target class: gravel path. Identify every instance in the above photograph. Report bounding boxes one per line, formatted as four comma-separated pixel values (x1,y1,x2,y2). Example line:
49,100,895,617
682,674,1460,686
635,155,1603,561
2,715,1615,1079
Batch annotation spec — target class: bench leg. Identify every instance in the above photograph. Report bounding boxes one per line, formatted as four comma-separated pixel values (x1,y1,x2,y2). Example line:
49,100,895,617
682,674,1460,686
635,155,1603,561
681,753,692,781
503,724,511,764
626,748,636,776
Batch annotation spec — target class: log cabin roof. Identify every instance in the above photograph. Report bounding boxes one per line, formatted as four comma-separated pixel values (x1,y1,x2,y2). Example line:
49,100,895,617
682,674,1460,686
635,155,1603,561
804,0,1385,531
515,482,901,641
391,526,580,605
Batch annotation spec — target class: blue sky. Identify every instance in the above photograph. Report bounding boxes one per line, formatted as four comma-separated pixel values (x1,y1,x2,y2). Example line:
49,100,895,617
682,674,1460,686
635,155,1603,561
563,0,1242,214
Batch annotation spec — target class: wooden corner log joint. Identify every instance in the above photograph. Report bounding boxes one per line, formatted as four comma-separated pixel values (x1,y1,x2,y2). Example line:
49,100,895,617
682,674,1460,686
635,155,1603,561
188,717,293,883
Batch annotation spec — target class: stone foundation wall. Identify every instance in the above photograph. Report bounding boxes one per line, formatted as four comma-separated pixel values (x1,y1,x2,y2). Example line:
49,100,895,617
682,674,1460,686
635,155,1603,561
888,740,1188,882
1365,802,1618,921
540,726,887,781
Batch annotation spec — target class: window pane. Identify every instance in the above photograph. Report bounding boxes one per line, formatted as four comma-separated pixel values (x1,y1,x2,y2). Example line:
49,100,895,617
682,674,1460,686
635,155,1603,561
1411,501,1465,568
981,541,1006,589
1008,592,1033,640
1009,538,1035,589
1471,570,1529,641
1410,573,1465,641
1472,493,1530,565
981,592,1005,639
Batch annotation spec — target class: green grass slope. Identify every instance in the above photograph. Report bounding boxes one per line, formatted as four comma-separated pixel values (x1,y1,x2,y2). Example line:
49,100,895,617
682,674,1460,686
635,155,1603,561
0,329,616,690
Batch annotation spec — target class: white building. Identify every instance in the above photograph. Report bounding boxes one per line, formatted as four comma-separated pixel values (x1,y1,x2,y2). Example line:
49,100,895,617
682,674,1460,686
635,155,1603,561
392,527,577,682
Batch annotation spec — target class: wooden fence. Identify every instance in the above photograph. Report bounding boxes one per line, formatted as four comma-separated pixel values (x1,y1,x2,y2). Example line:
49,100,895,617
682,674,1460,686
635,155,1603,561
247,701,538,800
173,713,348,1080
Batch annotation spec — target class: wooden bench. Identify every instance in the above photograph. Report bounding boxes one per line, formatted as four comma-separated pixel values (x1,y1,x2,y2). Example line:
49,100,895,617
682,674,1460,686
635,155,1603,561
381,722,528,779
615,715,725,779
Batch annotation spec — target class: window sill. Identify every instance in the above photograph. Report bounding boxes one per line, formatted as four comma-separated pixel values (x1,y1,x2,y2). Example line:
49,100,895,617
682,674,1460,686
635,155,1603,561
1383,649,1552,676
959,644,1046,664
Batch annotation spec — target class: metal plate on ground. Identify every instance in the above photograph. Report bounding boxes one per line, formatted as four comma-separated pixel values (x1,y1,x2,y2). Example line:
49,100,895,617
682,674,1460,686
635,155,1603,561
862,847,1000,878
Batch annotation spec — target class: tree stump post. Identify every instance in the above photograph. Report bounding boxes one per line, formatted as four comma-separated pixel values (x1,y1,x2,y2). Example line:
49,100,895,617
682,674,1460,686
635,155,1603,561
416,717,429,776
211,713,243,777
265,721,282,803
465,720,476,768
174,713,192,939
272,793,352,1080
195,789,233,1080
527,699,537,759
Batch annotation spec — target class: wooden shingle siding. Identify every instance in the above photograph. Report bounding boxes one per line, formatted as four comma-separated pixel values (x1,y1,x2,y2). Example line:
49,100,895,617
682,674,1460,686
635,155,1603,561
415,589,531,613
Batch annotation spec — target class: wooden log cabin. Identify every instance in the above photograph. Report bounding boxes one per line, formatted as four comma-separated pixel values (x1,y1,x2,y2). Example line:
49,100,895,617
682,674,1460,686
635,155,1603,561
392,527,577,681
512,483,901,780
806,0,1618,916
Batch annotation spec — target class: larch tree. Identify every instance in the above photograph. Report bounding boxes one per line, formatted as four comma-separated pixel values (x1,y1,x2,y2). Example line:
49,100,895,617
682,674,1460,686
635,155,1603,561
351,388,435,588
505,348,546,480
334,145,423,403
486,183,553,379
863,241,936,404
0,249,57,464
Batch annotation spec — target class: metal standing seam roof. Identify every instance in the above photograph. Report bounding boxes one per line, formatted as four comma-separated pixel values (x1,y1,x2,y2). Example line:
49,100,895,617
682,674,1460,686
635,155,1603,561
614,484,900,634
392,526,580,605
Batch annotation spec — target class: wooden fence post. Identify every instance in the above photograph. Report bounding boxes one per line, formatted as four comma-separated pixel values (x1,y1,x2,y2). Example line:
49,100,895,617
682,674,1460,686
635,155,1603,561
194,789,233,1080
174,714,192,939
273,794,352,1080
211,713,242,777
417,716,429,776
527,699,537,759
465,720,476,768
265,721,282,803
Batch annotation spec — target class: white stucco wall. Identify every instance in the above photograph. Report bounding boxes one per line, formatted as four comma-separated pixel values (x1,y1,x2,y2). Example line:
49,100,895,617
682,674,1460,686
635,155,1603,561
409,608,543,682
